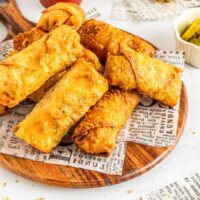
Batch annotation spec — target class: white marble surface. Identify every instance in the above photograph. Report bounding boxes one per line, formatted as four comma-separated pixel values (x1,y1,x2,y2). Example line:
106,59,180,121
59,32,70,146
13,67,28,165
0,0,200,199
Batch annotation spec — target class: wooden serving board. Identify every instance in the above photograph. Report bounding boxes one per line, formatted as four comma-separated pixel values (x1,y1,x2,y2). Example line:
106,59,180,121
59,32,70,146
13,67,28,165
0,0,188,188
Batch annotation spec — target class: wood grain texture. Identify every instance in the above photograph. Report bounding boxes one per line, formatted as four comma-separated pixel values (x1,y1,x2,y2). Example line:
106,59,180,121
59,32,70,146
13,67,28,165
0,85,188,188
0,0,34,40
0,0,188,188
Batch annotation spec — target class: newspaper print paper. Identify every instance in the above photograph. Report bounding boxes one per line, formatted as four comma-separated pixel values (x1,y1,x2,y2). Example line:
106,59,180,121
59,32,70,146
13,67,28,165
118,50,185,147
0,41,184,174
86,7,105,21
0,103,126,175
137,172,200,199
111,0,200,21
0,40,126,175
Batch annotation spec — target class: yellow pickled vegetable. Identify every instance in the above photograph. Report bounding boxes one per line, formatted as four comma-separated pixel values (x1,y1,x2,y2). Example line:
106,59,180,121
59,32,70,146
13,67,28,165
190,36,200,47
181,18,200,41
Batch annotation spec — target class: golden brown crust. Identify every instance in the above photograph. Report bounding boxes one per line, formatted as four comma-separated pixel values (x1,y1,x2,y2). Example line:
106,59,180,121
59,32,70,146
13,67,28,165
14,60,108,153
27,48,102,103
105,52,136,90
13,28,45,51
13,3,86,51
0,105,9,116
78,19,156,62
72,89,140,157
0,25,83,108
110,46,182,106
37,2,86,31
27,71,66,102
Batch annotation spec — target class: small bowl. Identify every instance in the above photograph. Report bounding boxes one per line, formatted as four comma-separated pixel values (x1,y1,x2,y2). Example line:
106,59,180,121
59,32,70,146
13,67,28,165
173,8,200,68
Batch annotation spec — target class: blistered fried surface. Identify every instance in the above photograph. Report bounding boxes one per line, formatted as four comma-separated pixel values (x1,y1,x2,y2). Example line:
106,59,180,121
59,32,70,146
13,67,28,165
72,89,140,157
28,48,102,102
78,19,156,62
37,2,86,31
119,47,182,106
27,71,66,102
13,3,86,51
0,25,83,108
105,53,136,90
14,61,108,153
14,28,45,51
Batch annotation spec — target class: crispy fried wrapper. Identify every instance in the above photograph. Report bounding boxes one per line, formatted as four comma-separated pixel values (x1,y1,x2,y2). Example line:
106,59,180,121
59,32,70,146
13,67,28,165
28,48,102,102
37,3,86,32
0,25,83,108
72,89,140,157
14,3,86,51
78,19,156,62
105,46,182,106
14,60,108,153
14,28,45,52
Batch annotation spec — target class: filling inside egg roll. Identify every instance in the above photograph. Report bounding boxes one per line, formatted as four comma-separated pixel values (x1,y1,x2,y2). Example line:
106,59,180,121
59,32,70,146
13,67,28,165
72,89,140,157
14,59,108,153
0,25,83,108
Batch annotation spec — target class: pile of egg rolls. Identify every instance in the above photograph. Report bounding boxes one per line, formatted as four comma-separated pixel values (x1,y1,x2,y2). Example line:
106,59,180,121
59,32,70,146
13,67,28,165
0,3,182,157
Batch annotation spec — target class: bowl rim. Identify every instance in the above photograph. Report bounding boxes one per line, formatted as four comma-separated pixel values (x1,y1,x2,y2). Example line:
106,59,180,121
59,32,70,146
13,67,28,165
173,8,200,50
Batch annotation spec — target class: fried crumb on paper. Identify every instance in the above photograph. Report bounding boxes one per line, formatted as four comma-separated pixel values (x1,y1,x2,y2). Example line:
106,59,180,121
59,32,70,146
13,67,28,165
3,181,7,187
127,189,133,194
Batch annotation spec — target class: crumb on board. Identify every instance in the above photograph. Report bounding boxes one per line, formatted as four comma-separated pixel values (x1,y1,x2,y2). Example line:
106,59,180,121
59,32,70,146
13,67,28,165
127,189,133,194
15,180,19,183
192,131,196,135
3,181,7,187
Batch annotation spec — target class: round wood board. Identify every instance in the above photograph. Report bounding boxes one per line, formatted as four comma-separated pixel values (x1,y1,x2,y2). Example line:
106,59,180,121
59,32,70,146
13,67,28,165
0,85,188,188
0,0,188,188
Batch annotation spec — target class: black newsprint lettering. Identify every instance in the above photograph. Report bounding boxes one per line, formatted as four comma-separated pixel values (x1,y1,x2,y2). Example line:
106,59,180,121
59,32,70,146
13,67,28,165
166,130,172,135
182,185,196,200
49,149,72,162
78,159,83,165
93,162,98,168
191,176,200,196
72,158,83,165
8,137,22,150
85,160,91,166
168,113,174,119
100,164,105,170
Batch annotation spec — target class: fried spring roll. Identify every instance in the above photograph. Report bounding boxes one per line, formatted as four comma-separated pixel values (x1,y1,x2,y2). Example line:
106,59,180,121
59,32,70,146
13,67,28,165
27,71,66,103
14,28,45,52
27,48,102,102
14,3,86,51
105,46,182,106
14,60,108,153
0,105,9,116
72,89,140,157
37,3,86,32
78,19,156,62
0,25,83,108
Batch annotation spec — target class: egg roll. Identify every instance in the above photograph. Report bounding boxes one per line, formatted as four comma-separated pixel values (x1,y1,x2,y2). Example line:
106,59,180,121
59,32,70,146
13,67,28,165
78,19,156,62
105,46,182,106
14,60,108,153
72,89,140,157
0,25,83,108
14,2,86,51
27,48,102,102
